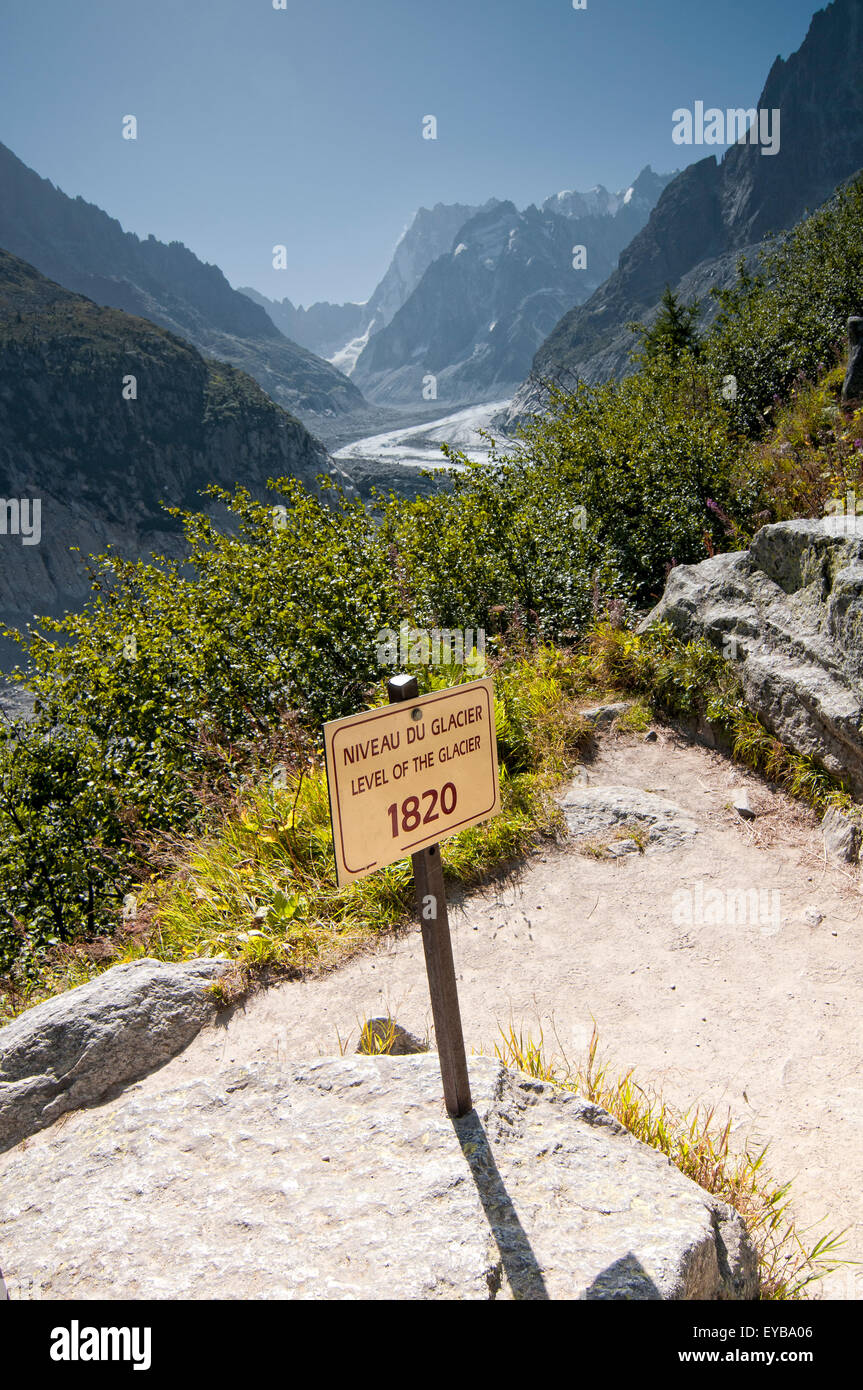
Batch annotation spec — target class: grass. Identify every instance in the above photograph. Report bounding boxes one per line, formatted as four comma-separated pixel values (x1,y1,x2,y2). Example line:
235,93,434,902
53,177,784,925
2,622,858,1029
0,650,586,1025
583,621,861,825
343,1015,430,1056
493,1023,851,1301
749,366,863,525
611,698,652,735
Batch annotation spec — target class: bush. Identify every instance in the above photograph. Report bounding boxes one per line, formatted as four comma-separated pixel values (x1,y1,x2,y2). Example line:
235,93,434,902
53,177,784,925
514,349,748,601
706,173,863,437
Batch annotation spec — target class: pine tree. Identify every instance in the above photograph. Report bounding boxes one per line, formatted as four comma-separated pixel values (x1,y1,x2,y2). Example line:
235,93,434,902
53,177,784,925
629,286,702,361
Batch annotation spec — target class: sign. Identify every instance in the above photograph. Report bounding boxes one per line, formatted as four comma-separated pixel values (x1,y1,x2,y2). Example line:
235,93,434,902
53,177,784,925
323,677,500,887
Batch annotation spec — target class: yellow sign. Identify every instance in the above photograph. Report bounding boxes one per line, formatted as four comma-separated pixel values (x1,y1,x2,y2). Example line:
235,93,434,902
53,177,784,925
323,678,500,886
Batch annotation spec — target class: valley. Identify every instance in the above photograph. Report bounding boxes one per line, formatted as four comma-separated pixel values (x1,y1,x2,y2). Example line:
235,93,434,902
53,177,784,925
330,399,510,497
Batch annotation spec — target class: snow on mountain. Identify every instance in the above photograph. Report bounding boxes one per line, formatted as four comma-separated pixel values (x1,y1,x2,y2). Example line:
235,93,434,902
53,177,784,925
351,167,676,406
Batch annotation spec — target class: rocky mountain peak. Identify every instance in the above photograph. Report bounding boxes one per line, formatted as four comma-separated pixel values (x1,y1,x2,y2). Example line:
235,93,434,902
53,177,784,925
518,0,863,405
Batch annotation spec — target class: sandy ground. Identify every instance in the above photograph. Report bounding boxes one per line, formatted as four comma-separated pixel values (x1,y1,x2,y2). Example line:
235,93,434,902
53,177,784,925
108,724,863,1297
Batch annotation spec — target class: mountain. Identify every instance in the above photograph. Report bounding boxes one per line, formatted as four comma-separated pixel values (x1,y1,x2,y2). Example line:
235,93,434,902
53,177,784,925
509,0,863,418
0,249,352,648
351,167,675,406
0,142,364,421
541,168,672,223
361,201,496,334
240,289,368,365
240,200,491,373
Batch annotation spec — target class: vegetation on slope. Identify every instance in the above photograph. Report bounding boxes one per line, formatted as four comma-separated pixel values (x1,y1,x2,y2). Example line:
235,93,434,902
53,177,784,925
1,172,862,997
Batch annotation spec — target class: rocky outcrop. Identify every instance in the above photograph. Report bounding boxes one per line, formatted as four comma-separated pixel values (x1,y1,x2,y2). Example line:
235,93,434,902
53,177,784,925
822,807,862,863
0,957,228,1153
0,1054,758,1299
0,142,364,420
642,517,863,797
511,0,863,411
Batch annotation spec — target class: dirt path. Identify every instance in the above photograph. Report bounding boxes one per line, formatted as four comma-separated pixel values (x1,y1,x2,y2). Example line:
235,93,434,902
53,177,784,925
137,724,863,1298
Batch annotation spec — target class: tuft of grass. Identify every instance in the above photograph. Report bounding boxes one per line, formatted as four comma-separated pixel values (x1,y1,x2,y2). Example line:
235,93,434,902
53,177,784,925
493,1023,851,1301
357,1017,399,1055
335,1014,429,1056
611,698,652,735
579,819,650,859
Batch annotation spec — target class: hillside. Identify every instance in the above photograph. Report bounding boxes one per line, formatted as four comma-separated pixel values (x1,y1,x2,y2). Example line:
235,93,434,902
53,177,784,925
0,248,350,639
0,142,365,420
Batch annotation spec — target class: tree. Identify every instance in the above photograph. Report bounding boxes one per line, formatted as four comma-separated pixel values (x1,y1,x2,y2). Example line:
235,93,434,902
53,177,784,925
629,286,702,362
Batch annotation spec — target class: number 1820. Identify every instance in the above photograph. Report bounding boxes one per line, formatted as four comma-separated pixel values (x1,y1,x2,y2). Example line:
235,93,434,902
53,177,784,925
387,783,457,836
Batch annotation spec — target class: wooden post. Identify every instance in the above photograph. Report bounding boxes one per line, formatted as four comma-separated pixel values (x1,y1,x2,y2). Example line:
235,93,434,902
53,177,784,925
388,674,472,1117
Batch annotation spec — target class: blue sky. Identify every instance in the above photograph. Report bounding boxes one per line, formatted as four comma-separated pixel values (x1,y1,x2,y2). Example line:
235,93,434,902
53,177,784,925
0,0,825,305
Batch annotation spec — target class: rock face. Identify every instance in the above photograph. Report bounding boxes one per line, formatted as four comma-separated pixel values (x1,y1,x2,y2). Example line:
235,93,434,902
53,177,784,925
0,1055,758,1300
242,202,491,364
842,316,863,403
0,957,227,1153
642,518,863,797
0,142,364,420
510,0,863,413
0,249,353,652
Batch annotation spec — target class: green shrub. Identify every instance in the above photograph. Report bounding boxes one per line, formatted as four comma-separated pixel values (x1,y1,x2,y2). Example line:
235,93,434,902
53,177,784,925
706,174,863,436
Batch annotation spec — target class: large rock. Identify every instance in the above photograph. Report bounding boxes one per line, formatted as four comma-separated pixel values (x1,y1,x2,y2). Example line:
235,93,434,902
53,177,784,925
0,1055,757,1300
822,807,862,864
641,518,863,797
0,957,227,1153
562,783,699,853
